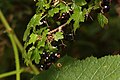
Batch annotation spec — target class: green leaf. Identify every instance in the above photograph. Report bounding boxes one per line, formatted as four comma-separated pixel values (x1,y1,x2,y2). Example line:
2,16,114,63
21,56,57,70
69,6,85,32
98,13,108,28
32,48,41,64
48,8,60,17
32,55,120,80
53,32,64,41
74,0,87,6
47,42,58,52
28,33,38,45
94,0,101,4
37,38,46,48
37,27,47,35
25,46,35,65
37,29,48,48
36,0,51,12
23,13,42,41
59,3,70,13
73,20,80,33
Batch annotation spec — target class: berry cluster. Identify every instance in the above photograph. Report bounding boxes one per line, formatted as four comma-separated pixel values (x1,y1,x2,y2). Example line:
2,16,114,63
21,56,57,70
53,10,73,24
39,52,60,70
64,33,74,41
101,0,110,13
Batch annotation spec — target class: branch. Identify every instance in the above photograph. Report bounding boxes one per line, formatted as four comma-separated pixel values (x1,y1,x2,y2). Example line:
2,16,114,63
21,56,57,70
48,22,68,34
0,10,20,80
0,68,25,79
0,10,39,75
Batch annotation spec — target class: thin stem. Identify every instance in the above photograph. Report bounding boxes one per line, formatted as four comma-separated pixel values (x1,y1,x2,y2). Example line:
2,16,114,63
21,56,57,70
13,34,23,53
48,21,68,34
0,11,11,30
0,10,20,80
29,62,40,74
0,9,39,75
9,34,20,80
0,68,25,79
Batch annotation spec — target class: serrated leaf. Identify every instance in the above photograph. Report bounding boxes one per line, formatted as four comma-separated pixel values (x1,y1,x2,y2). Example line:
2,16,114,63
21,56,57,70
28,33,38,45
37,39,46,48
73,20,80,33
69,6,85,32
98,13,108,28
25,46,35,65
32,55,120,80
47,42,58,52
53,32,64,41
36,0,45,10
72,6,84,22
23,13,42,41
74,0,87,6
27,46,35,58
37,27,47,35
44,3,50,9
37,29,48,48
36,0,51,12
32,48,41,64
48,8,60,17
59,3,70,13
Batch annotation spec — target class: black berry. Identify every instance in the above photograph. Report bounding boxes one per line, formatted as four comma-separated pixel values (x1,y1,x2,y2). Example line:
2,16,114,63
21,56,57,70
64,33,74,41
51,41,61,50
50,54,57,62
39,64,45,70
40,52,49,59
49,53,60,62
60,13,70,21
102,5,110,13
54,53,60,58
39,52,61,71
39,63,51,70
44,56,50,62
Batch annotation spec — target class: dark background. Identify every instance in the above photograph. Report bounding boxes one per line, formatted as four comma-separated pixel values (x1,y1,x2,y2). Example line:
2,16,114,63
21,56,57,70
0,0,120,80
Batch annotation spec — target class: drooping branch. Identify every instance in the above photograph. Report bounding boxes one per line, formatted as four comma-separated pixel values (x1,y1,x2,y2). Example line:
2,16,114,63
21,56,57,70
0,10,40,75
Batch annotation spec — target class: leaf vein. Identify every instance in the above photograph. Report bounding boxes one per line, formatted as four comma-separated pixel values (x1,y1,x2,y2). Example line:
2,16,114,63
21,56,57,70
90,57,107,80
101,57,117,80
104,58,120,79
76,59,92,80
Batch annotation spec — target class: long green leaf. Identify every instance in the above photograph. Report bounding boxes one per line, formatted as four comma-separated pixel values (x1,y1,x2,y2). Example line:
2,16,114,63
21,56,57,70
32,55,120,80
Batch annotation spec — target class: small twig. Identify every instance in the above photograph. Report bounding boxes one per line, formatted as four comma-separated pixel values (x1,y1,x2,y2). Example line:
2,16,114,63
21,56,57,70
40,14,47,21
48,22,68,34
